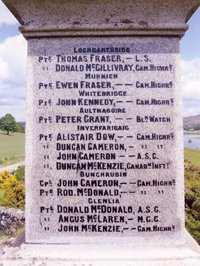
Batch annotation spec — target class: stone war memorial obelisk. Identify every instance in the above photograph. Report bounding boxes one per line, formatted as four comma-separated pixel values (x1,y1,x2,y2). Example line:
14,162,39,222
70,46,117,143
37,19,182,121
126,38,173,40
1,0,200,265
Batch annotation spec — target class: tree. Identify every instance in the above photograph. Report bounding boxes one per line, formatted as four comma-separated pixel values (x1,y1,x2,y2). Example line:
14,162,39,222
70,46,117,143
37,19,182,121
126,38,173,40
0,114,16,135
14,122,25,133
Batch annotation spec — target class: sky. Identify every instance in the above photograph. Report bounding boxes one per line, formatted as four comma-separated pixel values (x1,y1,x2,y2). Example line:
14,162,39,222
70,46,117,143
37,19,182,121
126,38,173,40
0,2,200,121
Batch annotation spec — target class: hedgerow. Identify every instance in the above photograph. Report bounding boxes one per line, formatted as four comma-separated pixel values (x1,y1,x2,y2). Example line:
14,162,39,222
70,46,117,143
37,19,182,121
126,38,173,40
185,161,200,244
0,170,25,209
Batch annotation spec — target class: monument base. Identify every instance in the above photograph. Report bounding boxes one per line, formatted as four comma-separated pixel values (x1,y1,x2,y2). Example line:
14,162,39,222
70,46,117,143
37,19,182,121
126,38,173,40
1,231,200,266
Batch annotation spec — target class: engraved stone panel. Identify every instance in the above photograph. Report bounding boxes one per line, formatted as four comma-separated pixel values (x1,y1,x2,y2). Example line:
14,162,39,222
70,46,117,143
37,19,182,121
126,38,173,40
25,37,184,244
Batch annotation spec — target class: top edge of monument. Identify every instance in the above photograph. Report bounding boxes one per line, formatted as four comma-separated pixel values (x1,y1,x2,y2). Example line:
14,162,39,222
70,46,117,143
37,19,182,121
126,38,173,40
2,0,200,39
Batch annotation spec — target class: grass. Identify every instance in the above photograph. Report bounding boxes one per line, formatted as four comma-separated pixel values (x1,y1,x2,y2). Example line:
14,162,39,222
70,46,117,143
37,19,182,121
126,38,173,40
184,148,200,165
0,188,5,204
0,230,6,239
0,131,25,166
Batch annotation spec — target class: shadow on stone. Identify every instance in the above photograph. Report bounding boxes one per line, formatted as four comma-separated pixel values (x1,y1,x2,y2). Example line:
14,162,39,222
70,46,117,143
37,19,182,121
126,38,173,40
12,231,25,247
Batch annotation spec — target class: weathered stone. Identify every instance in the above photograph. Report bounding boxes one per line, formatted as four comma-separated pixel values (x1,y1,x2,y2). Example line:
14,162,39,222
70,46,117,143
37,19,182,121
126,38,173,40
3,0,200,38
24,36,185,244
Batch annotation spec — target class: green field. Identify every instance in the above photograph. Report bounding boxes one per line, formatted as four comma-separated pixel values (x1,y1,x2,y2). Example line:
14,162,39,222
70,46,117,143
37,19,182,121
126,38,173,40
184,148,200,165
0,131,25,166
